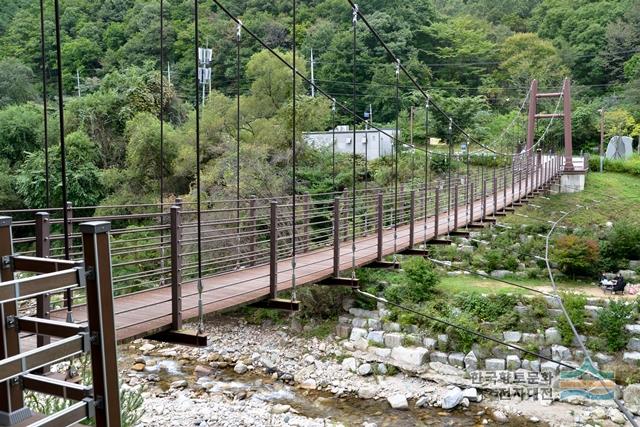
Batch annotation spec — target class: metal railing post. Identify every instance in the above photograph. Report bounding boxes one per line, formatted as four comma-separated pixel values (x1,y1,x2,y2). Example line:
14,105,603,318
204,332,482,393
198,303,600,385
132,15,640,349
80,221,121,427
170,205,182,330
409,190,415,247
376,192,383,262
333,197,341,277
493,174,498,215
64,201,73,318
303,193,310,252
469,182,475,224
453,184,459,230
482,179,487,219
248,196,257,265
269,201,278,299
434,187,440,237
35,212,51,363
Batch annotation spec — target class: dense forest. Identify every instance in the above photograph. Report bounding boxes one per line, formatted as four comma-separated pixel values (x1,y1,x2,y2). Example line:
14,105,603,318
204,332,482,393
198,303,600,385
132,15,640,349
0,0,639,211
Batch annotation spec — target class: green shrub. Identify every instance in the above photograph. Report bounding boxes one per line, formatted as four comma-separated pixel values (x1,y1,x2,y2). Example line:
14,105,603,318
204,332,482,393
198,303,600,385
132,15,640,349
384,258,439,304
552,234,600,278
596,300,634,352
589,154,640,177
454,292,518,322
600,221,640,271
557,293,588,346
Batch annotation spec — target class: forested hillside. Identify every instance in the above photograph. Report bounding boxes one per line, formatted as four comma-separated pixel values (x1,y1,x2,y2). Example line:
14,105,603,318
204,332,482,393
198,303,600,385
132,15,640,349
0,0,638,210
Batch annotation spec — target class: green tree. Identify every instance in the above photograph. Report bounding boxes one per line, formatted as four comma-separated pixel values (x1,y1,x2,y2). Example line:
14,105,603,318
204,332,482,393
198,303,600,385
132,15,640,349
16,131,104,208
0,58,37,107
0,102,43,166
552,234,600,278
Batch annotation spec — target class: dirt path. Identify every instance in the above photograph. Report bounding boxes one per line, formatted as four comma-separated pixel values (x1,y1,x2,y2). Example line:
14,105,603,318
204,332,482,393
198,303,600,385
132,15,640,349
539,284,639,299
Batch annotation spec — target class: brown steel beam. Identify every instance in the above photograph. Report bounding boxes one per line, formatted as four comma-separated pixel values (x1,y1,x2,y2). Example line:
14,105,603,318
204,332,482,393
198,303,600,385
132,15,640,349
536,92,562,98
147,330,208,347
400,248,429,257
16,317,88,338
0,268,83,304
27,399,93,427
362,261,399,269
426,239,453,245
248,298,300,311
449,230,470,238
21,374,91,401
0,334,86,382
11,256,80,274
317,277,359,288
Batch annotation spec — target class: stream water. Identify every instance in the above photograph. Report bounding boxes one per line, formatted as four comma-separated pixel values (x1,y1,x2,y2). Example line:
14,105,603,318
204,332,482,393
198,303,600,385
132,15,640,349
124,353,545,426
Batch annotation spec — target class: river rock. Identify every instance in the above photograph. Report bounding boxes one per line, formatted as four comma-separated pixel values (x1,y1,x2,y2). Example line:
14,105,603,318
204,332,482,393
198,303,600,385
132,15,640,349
522,333,543,345
260,356,277,371
170,380,188,389
300,379,317,390
387,394,409,410
442,387,463,409
594,352,614,364
358,386,377,399
422,337,437,350
367,330,385,345
541,361,559,374
384,332,404,348
272,404,291,414
357,363,373,376
131,362,145,372
437,334,449,350
391,346,429,368
194,365,212,378
335,323,351,338
415,396,429,408
341,357,358,372
448,352,465,368
464,351,478,371
377,363,387,375
234,362,248,374
503,331,522,343
490,270,512,278
429,362,465,377
350,327,368,341
352,318,367,328
623,383,640,412
545,327,561,345
623,352,640,364
628,338,640,351
462,388,479,402
383,322,401,332
493,410,509,423
485,358,505,371
372,347,391,358
551,345,572,360
625,324,640,335
430,351,449,364
506,355,521,370
139,343,155,353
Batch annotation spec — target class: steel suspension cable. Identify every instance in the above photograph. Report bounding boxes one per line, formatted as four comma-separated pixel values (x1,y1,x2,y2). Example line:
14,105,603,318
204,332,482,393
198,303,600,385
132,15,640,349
53,0,72,322
423,98,430,246
194,0,204,334
291,0,298,301
393,59,400,262
351,4,358,279
39,0,50,208
236,21,242,268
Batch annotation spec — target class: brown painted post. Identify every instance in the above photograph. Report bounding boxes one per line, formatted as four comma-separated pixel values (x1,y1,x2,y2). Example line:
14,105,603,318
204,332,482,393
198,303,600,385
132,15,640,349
469,183,475,224
409,190,415,247
453,185,459,230
80,221,121,427
376,192,383,262
563,78,574,171
341,189,349,242
434,187,440,238
64,201,73,317
248,196,257,265
35,212,51,357
333,197,341,277
0,217,30,425
303,193,310,253
526,79,538,151
170,205,182,330
482,179,487,219
269,201,278,299
493,174,498,215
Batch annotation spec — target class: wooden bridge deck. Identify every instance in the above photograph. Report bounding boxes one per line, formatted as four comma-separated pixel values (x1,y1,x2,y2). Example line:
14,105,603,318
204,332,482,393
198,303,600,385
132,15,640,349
38,176,543,345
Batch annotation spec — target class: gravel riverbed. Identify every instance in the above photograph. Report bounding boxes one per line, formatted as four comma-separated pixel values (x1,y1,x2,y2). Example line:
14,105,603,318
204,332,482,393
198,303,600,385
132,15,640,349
119,316,627,426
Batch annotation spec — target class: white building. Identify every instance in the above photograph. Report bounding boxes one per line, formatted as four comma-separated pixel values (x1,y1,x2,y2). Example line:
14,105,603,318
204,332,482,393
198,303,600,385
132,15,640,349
303,126,396,160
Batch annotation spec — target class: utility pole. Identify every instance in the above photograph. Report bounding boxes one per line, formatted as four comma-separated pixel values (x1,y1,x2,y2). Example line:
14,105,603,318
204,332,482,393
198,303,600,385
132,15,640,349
76,69,81,97
310,48,315,98
599,108,605,172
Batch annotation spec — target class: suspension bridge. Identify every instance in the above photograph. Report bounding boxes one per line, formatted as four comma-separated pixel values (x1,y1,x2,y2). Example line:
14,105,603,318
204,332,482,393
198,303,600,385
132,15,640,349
0,0,605,426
